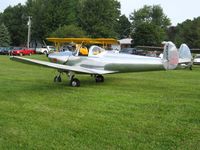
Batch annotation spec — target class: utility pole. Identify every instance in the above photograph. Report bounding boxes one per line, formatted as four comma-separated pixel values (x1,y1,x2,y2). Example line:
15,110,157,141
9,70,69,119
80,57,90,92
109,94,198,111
27,16,32,48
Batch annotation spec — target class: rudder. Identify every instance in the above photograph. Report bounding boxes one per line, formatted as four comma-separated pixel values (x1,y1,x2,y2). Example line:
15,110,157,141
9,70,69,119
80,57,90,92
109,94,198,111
162,41,179,70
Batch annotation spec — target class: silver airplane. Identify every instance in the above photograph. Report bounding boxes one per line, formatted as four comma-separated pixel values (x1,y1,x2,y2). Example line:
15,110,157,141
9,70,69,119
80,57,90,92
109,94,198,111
10,41,179,87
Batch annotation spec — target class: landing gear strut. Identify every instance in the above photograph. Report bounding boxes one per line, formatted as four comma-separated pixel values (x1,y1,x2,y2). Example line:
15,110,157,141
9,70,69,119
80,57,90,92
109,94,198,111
53,72,104,87
54,75,62,82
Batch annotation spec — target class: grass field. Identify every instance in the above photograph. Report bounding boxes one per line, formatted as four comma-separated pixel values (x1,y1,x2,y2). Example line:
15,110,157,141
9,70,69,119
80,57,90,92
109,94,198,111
0,55,200,150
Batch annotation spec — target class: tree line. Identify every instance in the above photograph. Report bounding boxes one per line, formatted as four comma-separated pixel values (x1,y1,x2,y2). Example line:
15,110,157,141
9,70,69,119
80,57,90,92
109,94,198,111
0,0,199,48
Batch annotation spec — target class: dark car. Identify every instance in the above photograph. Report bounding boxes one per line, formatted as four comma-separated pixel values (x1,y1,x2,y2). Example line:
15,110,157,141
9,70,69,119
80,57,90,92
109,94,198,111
0,47,14,55
0,47,3,54
119,48,146,55
120,48,137,54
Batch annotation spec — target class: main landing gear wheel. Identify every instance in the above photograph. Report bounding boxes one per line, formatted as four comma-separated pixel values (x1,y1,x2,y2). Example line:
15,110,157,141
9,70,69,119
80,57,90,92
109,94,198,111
54,75,62,82
95,75,104,83
70,78,80,87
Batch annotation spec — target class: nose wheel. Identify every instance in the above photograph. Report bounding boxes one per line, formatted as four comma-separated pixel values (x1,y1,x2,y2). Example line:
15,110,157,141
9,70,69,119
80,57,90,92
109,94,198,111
70,78,80,87
68,72,80,87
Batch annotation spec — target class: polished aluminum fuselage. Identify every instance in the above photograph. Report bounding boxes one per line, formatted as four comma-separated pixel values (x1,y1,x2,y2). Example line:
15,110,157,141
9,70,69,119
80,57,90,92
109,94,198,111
49,51,164,73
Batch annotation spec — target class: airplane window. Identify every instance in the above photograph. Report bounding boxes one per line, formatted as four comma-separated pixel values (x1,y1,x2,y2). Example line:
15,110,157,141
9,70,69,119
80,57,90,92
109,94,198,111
92,46,105,55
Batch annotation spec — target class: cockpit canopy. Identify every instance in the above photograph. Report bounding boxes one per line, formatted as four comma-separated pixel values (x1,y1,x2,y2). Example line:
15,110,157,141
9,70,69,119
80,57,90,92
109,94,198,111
88,46,105,56
56,45,106,57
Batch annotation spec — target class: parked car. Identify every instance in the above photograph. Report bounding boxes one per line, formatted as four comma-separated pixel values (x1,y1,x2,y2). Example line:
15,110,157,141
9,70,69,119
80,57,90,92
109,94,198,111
36,46,55,55
119,48,146,55
10,47,36,56
0,47,4,54
0,47,14,55
193,54,200,65
120,48,137,54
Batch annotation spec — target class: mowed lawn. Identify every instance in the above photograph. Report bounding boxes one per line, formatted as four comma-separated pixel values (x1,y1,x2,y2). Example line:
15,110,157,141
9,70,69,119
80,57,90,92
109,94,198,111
0,55,200,150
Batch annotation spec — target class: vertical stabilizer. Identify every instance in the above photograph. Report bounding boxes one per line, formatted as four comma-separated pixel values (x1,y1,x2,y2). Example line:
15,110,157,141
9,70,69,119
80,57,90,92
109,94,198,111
162,41,179,70
179,43,192,63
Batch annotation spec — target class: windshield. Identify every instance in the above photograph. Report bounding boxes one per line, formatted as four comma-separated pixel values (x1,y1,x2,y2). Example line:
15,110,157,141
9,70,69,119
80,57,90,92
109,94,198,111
13,47,23,50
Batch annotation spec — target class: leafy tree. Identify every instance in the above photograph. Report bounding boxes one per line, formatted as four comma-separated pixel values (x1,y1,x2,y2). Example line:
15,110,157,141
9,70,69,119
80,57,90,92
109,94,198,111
130,5,171,46
2,4,27,46
116,15,131,38
174,17,200,48
130,5,170,29
77,0,120,38
0,13,2,23
26,0,79,41
133,22,165,46
1,0,121,45
0,24,11,47
50,25,87,38
166,26,177,43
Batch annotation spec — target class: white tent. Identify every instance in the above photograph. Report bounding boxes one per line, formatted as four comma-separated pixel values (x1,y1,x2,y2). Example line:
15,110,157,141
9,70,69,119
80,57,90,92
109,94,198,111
118,38,133,50
118,38,133,45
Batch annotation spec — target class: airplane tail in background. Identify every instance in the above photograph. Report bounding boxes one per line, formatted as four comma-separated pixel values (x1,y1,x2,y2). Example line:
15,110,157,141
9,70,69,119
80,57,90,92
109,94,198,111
162,41,179,70
177,43,193,69
178,43,192,63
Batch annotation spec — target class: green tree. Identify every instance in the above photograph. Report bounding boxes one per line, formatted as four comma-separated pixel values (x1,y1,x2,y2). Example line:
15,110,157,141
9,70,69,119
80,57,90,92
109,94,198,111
130,5,171,46
2,4,27,46
0,24,11,47
116,15,131,38
174,17,200,48
0,13,2,23
1,0,122,44
133,22,165,46
77,0,120,38
166,26,177,43
26,0,79,41
50,25,87,38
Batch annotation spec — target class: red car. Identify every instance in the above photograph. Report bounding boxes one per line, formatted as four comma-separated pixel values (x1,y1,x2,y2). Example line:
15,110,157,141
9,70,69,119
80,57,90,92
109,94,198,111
10,47,36,56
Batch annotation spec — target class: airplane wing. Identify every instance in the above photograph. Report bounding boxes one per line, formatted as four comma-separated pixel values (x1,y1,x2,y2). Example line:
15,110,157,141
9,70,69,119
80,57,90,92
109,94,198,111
10,56,116,75
46,38,119,45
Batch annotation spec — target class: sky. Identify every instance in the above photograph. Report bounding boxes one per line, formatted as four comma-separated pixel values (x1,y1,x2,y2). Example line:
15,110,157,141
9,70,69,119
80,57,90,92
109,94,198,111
0,0,199,26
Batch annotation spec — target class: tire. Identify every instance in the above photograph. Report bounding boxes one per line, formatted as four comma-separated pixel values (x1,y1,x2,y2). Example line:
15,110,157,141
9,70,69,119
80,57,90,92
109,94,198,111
71,78,80,87
95,75,104,83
